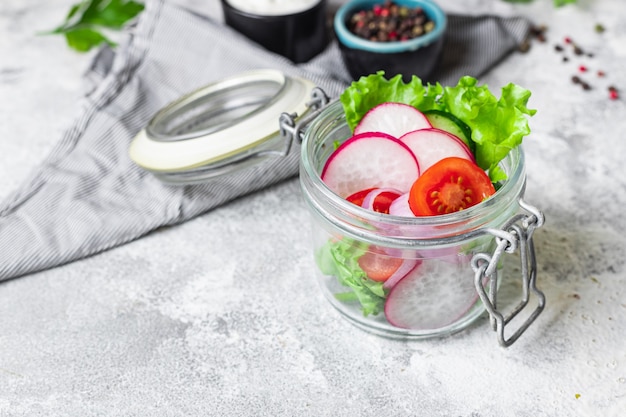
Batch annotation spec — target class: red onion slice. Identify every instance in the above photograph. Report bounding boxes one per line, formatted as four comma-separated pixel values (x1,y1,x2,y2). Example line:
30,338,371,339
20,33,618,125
388,192,415,217
383,258,419,290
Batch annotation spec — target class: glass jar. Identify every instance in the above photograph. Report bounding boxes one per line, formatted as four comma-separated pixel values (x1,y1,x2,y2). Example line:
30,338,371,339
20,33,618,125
129,69,545,347
299,100,545,345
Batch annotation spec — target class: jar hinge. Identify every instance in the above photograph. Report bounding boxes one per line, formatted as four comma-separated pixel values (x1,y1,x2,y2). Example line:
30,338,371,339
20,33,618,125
279,87,333,156
471,199,546,347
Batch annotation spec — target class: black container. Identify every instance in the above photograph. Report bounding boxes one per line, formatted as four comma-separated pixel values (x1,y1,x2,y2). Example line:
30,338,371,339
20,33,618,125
221,0,328,64
337,36,444,82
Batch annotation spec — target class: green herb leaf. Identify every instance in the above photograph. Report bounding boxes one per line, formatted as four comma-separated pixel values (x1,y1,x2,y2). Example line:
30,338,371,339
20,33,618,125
339,72,536,182
64,27,115,52
42,0,144,52
554,0,577,6
501,0,576,6
81,0,145,29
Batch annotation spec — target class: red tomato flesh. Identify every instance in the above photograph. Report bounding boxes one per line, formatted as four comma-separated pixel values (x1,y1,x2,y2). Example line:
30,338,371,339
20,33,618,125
346,188,376,206
409,157,496,216
358,246,403,282
370,190,402,214
347,188,401,214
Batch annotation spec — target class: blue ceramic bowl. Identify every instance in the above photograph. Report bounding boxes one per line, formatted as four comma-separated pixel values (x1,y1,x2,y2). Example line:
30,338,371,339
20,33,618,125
334,0,447,81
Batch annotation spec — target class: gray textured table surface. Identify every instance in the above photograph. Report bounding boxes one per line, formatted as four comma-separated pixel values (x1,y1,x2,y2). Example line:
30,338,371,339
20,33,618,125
1,0,625,415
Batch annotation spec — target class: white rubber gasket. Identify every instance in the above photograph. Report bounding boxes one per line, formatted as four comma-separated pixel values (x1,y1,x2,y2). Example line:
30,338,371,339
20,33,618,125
129,69,315,173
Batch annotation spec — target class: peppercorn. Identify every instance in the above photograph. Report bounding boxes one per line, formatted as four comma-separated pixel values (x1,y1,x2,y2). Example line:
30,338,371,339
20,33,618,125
346,1,435,43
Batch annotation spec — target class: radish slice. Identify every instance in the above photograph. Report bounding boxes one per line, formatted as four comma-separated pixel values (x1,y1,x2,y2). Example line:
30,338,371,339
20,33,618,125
362,188,402,214
321,132,420,198
399,128,474,173
383,258,419,290
355,102,432,138
384,259,479,330
388,193,414,217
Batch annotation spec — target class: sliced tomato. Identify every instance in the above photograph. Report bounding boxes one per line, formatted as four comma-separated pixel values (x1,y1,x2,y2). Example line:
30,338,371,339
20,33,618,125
346,188,376,206
358,246,403,282
408,157,496,216
368,189,402,214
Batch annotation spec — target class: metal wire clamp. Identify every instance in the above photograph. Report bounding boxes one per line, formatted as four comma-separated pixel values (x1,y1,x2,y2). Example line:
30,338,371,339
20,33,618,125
279,87,332,154
471,199,546,347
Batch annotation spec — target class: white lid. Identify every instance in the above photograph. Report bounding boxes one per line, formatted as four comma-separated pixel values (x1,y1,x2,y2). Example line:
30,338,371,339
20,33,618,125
129,69,315,173
226,0,322,16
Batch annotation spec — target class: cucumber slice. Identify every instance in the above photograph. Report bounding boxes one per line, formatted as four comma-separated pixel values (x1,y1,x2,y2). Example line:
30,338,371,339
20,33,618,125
423,110,475,154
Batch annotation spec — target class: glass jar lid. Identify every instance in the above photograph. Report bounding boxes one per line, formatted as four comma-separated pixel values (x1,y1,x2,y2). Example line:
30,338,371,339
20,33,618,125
129,69,315,181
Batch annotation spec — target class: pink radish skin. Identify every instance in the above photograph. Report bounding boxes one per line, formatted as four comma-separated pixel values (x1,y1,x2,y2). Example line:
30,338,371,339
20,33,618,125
321,132,420,198
355,102,432,138
362,188,402,213
384,259,480,330
399,128,474,173
383,258,419,290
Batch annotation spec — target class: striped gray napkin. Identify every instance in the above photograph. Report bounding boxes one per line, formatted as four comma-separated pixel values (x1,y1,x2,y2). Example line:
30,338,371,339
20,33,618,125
0,0,531,280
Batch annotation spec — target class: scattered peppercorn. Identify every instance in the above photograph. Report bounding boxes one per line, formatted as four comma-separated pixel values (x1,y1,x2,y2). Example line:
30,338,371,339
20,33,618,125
347,1,435,43
530,25,547,43
464,19,620,102
571,75,591,90
520,24,549,52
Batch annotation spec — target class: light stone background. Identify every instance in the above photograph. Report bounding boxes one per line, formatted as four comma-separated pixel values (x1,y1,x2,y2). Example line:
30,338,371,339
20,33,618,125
1,0,625,415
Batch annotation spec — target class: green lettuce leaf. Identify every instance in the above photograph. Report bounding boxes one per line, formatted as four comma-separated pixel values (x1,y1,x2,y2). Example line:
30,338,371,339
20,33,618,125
339,72,536,182
340,71,444,131
315,238,386,317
